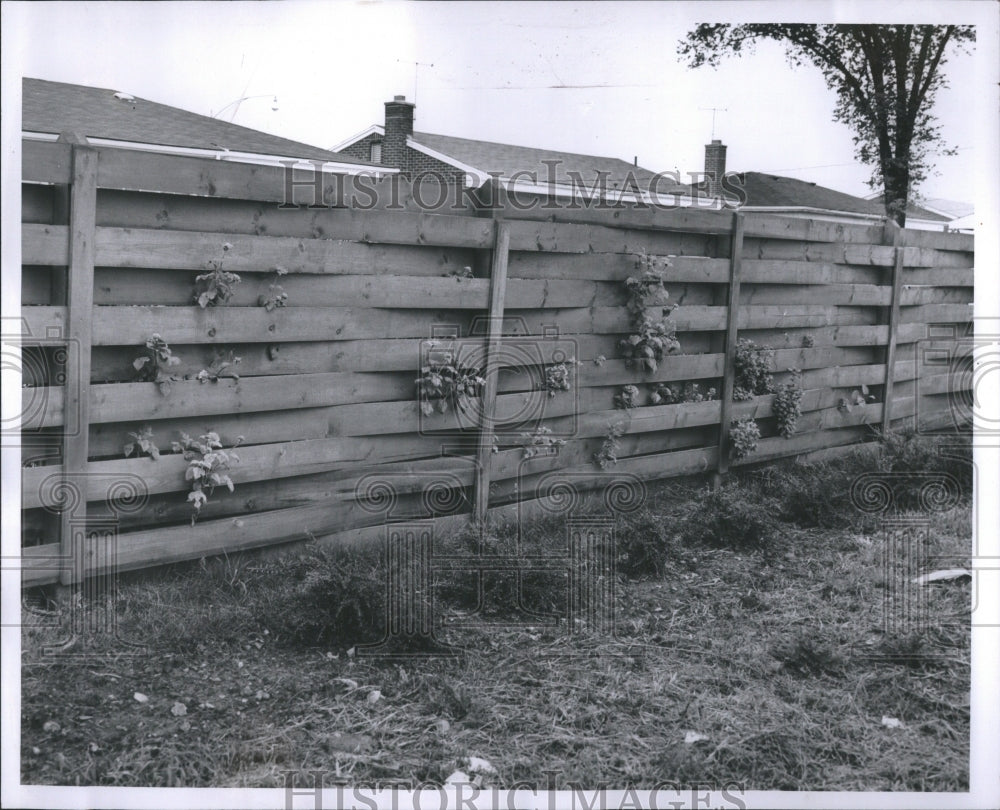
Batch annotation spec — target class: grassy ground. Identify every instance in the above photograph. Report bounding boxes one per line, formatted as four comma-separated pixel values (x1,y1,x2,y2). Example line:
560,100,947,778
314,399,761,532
21,433,972,790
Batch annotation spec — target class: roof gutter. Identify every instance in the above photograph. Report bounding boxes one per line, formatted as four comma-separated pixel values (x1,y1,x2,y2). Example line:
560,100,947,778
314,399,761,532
22,131,393,175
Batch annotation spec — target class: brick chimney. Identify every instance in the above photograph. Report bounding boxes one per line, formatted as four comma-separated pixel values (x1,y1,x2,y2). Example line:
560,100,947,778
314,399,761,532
704,139,727,198
383,95,415,172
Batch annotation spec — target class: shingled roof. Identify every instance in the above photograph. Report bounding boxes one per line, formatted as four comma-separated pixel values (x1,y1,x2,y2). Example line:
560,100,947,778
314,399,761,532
410,131,688,194
23,77,368,165
719,172,950,222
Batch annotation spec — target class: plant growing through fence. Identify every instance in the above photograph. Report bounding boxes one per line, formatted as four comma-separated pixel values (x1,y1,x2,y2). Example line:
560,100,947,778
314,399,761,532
415,350,485,416
194,242,241,308
594,422,626,469
258,266,289,311
133,334,182,395
171,431,243,524
619,253,681,373
838,384,877,413
733,338,775,401
648,381,718,406
196,350,242,384
543,358,575,397
773,369,804,438
519,426,567,460
729,417,761,460
123,425,159,460
615,384,641,410
444,265,474,279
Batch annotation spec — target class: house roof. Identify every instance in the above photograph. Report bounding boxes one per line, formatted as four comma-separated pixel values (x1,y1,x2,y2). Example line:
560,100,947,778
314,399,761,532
23,77,368,165
720,173,950,222
407,131,689,195
868,192,965,221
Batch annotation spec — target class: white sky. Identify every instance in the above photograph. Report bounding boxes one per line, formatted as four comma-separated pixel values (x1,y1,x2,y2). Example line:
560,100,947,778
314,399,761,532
2,0,994,204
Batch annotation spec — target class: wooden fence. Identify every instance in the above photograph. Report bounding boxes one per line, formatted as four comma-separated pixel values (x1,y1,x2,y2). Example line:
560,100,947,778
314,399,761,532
18,139,975,586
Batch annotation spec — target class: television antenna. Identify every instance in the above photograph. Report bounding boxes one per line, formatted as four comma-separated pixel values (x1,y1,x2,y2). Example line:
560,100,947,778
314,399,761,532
398,60,435,105
699,106,728,139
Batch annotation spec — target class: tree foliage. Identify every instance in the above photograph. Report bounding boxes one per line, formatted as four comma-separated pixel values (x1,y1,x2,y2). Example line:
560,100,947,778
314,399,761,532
678,24,974,225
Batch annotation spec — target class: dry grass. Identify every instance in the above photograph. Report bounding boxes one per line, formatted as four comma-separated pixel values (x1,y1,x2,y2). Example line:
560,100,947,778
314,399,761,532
21,434,972,790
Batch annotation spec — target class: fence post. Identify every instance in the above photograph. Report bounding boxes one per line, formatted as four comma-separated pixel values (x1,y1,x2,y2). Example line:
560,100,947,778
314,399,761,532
881,222,905,433
713,212,745,487
59,143,98,585
472,218,511,525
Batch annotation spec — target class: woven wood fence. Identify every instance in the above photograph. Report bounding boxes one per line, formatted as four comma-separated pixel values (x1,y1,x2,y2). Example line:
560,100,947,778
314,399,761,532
18,139,974,585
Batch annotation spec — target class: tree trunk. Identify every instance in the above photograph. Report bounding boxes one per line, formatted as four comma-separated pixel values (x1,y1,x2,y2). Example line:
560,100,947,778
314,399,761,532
882,168,909,227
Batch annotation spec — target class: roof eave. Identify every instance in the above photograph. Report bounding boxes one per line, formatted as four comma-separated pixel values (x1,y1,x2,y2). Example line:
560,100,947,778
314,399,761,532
22,131,392,174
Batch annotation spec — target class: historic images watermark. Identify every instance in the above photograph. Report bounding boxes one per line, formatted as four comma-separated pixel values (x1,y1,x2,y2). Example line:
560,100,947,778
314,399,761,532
350,472,641,661
278,160,749,213
283,770,747,810
351,318,651,659
416,319,580,439
5,317,148,657
848,320,996,660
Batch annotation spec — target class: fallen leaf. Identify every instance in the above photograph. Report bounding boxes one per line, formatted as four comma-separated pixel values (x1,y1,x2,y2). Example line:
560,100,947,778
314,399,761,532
462,756,498,775
328,732,373,753
912,568,972,586
881,715,904,729
684,731,709,745
133,692,149,704
445,770,471,785
171,702,187,717
42,720,61,733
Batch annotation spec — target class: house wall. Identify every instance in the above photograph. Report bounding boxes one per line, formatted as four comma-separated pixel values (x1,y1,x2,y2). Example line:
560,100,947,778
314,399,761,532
337,134,466,187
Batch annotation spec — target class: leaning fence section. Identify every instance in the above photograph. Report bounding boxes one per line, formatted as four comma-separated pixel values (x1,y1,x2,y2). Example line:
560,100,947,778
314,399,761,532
19,140,974,585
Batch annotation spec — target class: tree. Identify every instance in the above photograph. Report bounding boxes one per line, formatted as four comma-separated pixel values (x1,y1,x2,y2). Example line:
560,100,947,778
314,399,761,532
678,25,975,225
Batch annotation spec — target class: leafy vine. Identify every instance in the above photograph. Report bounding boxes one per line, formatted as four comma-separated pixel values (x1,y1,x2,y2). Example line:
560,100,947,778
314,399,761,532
619,253,681,373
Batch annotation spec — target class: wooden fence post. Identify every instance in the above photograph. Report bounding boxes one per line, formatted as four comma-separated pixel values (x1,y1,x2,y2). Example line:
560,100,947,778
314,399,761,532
59,144,98,585
472,218,511,525
713,212,745,487
881,222,905,433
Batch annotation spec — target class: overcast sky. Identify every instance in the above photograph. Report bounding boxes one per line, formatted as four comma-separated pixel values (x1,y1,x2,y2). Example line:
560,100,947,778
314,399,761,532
3,1,997,204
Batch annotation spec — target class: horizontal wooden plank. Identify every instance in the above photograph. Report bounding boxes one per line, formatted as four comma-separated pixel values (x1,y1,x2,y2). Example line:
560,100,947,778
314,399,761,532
743,239,896,266
740,283,890,307
88,334,626,380
899,303,973,324
903,267,975,287
733,424,872,467
24,139,476,213
23,224,479,278
742,214,886,245
21,432,468,508
738,260,885,286
497,198,735,236
898,228,975,253
507,253,728,282
25,371,415,429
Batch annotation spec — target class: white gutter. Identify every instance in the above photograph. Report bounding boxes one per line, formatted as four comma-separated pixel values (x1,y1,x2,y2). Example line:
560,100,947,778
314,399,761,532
503,177,705,207
22,130,393,176
405,137,490,188
739,205,887,222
